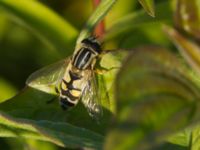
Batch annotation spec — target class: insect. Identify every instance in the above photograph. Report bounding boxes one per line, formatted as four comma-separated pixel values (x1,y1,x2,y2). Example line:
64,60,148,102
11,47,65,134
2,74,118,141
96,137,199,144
26,37,104,119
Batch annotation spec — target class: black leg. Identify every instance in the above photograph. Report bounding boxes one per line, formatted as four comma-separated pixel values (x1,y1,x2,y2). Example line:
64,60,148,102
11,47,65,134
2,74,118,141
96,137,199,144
55,87,59,94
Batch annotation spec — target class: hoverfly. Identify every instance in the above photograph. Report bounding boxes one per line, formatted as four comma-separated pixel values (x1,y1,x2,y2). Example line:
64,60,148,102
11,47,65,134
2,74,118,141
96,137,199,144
26,37,105,119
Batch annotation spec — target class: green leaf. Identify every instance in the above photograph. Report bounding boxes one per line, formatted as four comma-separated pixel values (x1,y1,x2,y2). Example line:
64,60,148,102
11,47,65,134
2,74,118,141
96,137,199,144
0,111,103,149
76,0,117,44
24,139,58,150
0,0,78,54
104,47,200,150
167,124,200,150
0,78,17,103
99,50,127,114
167,130,191,148
175,0,200,40
0,87,108,134
0,87,105,148
104,1,173,40
138,0,155,17
163,25,200,77
190,126,200,150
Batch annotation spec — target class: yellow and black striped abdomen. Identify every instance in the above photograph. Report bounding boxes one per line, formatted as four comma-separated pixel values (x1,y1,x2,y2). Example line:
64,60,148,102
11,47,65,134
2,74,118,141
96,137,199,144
59,70,82,110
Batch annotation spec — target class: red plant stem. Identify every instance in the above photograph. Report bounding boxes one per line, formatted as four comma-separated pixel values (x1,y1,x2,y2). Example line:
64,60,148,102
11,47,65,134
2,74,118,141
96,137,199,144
92,0,105,38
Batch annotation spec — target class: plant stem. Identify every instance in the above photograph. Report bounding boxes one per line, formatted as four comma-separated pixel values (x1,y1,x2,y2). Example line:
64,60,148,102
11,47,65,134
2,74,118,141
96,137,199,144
92,0,105,38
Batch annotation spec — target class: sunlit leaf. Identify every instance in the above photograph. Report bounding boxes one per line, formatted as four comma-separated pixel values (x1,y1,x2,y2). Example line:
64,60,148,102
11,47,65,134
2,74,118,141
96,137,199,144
0,78,17,102
163,25,200,77
104,47,200,150
104,1,173,40
0,87,106,148
167,128,191,149
175,0,200,40
99,50,127,114
167,124,200,150
25,139,58,150
190,126,200,150
138,0,155,17
0,87,109,134
0,111,103,149
0,0,78,54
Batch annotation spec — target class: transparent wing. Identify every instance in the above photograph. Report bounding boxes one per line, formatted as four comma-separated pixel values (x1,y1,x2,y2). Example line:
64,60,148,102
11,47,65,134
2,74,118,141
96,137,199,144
26,58,70,95
81,71,103,120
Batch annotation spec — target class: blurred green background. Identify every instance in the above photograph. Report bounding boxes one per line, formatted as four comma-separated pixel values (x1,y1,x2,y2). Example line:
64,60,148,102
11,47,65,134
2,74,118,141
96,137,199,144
0,0,173,149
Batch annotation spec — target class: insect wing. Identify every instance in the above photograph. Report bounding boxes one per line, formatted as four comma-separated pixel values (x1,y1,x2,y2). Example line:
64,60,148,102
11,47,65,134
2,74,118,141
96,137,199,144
26,58,70,95
81,71,103,120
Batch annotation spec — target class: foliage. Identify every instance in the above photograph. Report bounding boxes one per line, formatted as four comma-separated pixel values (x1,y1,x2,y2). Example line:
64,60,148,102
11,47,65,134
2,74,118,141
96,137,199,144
0,0,200,150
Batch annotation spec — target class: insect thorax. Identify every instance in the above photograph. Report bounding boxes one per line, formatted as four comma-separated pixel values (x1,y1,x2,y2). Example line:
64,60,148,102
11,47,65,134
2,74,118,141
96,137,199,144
72,37,101,70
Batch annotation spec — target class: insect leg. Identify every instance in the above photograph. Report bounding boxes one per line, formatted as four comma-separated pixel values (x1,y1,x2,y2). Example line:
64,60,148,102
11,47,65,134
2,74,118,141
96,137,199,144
94,66,120,75
55,87,59,94
94,68,108,75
